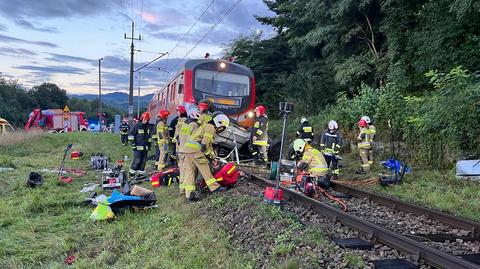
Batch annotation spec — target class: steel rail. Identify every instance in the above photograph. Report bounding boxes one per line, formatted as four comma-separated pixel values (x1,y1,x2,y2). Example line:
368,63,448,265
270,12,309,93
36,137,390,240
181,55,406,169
244,172,479,269
332,183,480,237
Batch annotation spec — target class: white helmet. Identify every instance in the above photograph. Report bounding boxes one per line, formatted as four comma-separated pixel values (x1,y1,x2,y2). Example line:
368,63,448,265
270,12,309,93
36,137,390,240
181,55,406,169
361,116,371,124
328,120,338,130
213,113,230,129
293,139,307,152
300,117,307,124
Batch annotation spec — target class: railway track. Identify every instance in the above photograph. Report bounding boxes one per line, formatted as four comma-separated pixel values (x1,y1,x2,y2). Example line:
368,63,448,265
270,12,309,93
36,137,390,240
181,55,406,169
240,168,480,269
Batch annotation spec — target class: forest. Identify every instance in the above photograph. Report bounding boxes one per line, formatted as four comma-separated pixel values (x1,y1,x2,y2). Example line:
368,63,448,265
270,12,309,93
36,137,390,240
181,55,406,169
223,0,480,167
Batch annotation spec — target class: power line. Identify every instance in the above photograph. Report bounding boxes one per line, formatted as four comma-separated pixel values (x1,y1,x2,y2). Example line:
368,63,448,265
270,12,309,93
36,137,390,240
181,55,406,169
166,0,216,65
167,0,243,76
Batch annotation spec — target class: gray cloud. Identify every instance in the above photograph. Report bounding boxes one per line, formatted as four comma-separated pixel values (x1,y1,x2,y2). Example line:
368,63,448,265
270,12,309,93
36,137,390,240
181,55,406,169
0,0,120,19
14,19,59,33
0,33,58,48
0,23,6,31
16,65,87,75
0,47,38,56
47,53,95,64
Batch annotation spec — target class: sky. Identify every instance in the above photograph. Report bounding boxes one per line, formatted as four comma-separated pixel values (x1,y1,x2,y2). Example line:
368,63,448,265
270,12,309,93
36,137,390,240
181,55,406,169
0,0,274,95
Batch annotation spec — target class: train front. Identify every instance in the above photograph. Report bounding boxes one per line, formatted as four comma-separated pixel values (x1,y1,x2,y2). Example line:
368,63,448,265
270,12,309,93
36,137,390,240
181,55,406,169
185,59,256,127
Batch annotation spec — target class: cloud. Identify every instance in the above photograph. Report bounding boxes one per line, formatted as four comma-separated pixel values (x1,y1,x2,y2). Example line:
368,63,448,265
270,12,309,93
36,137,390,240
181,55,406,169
0,0,120,19
48,53,95,64
0,47,38,56
14,19,59,33
0,33,58,48
16,65,87,75
0,23,6,31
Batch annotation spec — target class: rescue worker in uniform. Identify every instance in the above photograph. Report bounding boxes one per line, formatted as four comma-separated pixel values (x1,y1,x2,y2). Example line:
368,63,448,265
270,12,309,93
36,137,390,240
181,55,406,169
172,105,190,194
119,120,129,145
155,110,170,170
357,118,373,173
320,120,342,179
180,101,226,202
361,115,376,165
293,138,330,189
128,112,153,176
296,117,314,143
250,105,269,164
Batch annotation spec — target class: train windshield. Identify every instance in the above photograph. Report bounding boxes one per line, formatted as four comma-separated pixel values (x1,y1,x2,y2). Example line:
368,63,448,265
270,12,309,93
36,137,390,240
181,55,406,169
194,69,250,97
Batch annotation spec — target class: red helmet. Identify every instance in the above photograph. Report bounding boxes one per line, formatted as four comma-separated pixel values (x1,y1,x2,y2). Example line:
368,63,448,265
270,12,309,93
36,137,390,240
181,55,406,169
255,105,266,116
70,151,83,160
358,119,368,127
198,102,210,112
176,105,186,114
141,112,150,121
158,109,170,119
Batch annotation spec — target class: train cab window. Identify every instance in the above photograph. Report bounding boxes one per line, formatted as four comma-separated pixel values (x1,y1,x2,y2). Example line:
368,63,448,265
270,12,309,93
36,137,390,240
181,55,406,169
172,82,176,101
178,84,183,94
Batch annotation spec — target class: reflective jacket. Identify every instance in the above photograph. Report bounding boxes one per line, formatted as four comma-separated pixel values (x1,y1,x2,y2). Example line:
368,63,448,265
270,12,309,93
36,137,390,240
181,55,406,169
302,144,328,177
153,120,169,146
119,123,129,135
128,122,153,151
180,115,215,157
357,125,375,150
320,129,342,155
251,115,268,146
297,122,313,141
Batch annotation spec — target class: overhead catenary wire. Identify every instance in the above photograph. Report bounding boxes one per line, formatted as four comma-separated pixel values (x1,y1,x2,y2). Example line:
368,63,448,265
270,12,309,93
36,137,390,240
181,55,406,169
167,0,244,77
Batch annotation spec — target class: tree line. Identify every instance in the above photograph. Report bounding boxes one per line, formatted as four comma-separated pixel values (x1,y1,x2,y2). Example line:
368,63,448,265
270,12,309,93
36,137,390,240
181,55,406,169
0,78,123,127
223,0,480,167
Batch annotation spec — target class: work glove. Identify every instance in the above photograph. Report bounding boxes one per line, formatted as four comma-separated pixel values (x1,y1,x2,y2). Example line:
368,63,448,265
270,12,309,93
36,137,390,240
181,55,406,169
171,137,177,144
297,161,309,171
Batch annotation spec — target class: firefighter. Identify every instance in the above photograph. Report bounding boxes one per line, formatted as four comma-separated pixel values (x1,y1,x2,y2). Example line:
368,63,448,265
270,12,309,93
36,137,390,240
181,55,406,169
296,117,314,143
250,105,269,165
180,101,226,202
293,138,330,189
320,120,342,179
361,115,376,165
357,118,373,173
119,120,129,145
128,112,153,176
172,105,190,194
155,109,170,170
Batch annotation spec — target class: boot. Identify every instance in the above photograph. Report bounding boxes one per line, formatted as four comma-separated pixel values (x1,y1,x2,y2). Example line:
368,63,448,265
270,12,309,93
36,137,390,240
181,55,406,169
213,186,227,193
186,192,199,203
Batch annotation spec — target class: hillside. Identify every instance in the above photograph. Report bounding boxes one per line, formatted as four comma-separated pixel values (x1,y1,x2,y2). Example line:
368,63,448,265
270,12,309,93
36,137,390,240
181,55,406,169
70,92,155,111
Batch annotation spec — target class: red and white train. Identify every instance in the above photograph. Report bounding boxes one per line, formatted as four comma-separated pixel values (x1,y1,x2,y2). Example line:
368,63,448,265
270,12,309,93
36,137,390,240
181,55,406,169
147,59,256,128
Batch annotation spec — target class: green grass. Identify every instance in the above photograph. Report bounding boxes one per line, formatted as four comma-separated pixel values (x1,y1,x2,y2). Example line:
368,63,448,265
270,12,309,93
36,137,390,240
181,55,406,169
0,132,254,268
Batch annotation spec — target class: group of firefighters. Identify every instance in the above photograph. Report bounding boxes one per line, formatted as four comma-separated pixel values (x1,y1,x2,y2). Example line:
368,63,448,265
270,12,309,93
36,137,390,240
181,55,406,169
119,101,376,202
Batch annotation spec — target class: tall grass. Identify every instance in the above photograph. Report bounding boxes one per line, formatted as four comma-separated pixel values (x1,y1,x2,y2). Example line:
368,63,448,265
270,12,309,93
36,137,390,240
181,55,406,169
0,130,47,147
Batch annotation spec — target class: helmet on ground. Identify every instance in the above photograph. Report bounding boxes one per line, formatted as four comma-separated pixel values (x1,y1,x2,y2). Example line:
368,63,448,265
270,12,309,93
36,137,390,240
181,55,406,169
213,113,230,132
70,151,83,160
158,109,170,119
301,117,308,124
176,105,186,114
27,172,44,188
141,112,150,121
358,119,368,128
361,116,371,124
328,120,338,130
293,138,307,153
255,105,266,116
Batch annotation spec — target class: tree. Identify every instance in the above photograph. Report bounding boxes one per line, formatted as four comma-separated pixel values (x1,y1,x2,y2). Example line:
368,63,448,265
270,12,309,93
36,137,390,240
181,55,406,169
30,82,68,109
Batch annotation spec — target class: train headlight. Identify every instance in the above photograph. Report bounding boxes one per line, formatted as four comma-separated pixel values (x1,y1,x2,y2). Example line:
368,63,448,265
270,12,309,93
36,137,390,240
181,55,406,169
247,111,255,118
219,62,226,69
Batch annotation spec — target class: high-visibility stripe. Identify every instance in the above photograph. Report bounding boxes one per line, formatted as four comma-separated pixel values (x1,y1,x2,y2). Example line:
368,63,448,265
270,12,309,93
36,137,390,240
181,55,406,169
361,164,370,168
227,165,236,175
152,182,160,186
252,140,268,146
303,126,312,132
185,141,201,150
319,143,325,146
204,133,214,140
138,129,144,134
254,122,260,128
368,161,373,165
256,129,263,135
128,136,134,140
184,185,196,191
205,178,217,185
152,134,158,139
216,177,223,182
136,146,144,150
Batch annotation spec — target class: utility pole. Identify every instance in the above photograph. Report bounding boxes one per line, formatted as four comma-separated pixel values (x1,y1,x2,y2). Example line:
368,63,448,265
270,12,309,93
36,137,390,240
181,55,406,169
98,58,103,132
124,21,141,125
137,71,141,118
